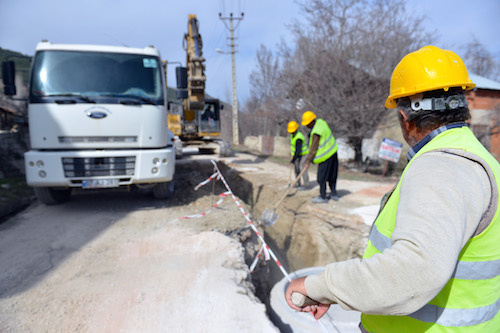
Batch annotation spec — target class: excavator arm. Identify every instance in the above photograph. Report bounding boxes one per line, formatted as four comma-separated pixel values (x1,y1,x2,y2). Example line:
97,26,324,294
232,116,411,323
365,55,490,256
184,14,206,111
167,14,225,152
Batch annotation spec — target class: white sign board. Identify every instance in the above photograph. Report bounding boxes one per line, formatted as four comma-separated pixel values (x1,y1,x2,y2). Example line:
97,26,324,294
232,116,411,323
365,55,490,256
378,138,403,163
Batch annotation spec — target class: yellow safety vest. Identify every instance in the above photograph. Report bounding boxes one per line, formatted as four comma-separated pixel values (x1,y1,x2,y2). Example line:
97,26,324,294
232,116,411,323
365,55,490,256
362,126,500,332
290,131,309,157
309,119,337,164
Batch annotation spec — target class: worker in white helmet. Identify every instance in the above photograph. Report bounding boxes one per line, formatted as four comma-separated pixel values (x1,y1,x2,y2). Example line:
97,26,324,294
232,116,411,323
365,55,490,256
285,46,500,332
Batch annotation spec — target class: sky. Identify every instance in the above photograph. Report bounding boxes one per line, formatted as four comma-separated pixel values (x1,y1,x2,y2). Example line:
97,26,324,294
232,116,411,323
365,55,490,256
1,0,499,105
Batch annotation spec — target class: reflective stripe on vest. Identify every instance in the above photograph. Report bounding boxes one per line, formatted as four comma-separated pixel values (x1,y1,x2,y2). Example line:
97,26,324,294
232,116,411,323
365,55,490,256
408,297,500,327
309,119,337,164
361,126,500,332
369,225,500,280
290,131,309,156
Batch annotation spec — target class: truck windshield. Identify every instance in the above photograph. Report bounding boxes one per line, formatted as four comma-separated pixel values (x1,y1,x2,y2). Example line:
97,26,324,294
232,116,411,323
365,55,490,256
30,50,164,104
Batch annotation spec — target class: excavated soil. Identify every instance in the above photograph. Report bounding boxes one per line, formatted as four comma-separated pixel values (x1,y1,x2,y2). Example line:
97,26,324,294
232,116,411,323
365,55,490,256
0,156,277,333
216,152,397,306
0,150,397,332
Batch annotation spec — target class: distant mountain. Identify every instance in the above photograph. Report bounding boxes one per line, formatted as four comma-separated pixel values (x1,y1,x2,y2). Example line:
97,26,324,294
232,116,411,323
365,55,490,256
0,48,32,85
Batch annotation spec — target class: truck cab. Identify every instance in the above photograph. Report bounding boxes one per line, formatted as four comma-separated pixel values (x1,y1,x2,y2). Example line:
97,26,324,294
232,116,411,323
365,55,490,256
3,41,175,204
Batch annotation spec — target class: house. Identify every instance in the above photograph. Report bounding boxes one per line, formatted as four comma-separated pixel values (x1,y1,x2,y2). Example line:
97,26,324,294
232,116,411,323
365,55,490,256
0,100,20,131
466,74,500,162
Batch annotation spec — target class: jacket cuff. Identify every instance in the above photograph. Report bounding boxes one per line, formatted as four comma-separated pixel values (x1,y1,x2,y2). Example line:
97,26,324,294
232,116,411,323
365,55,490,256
305,273,332,304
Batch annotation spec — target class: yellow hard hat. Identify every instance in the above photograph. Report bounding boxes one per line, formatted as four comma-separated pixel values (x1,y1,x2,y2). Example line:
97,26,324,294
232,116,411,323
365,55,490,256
287,121,299,133
301,110,316,126
385,45,476,109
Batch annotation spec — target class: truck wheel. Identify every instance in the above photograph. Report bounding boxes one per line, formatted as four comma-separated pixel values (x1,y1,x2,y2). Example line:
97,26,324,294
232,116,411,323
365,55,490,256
152,181,174,200
34,187,72,205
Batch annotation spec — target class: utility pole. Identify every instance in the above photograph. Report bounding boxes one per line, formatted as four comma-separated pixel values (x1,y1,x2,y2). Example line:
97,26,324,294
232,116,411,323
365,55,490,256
219,12,244,146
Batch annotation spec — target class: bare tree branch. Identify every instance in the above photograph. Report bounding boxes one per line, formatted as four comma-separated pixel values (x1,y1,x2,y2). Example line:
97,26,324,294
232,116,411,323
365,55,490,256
245,0,435,163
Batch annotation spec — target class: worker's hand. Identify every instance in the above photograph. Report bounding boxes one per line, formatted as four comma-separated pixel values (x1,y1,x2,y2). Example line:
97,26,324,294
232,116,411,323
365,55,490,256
304,162,310,170
285,277,331,320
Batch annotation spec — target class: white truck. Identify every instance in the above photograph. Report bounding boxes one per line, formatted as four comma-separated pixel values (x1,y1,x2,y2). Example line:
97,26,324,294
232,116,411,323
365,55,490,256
2,41,175,204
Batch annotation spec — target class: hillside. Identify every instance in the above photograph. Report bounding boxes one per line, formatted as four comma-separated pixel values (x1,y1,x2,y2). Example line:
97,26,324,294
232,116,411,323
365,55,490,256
0,48,31,85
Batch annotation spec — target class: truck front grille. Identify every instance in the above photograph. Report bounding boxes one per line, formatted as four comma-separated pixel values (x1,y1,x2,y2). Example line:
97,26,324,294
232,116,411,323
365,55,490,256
62,157,135,177
59,136,137,143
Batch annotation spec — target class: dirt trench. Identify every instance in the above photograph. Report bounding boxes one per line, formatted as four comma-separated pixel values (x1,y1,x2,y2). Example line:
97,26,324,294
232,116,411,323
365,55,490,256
212,154,394,309
0,152,394,332
0,155,281,333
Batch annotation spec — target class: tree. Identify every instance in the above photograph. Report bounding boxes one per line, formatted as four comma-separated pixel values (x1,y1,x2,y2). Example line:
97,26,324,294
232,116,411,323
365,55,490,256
462,37,500,81
281,0,434,164
244,45,292,136
246,0,434,164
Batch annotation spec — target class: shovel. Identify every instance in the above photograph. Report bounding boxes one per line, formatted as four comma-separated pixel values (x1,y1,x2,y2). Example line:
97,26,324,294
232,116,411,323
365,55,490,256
287,164,293,187
262,166,308,227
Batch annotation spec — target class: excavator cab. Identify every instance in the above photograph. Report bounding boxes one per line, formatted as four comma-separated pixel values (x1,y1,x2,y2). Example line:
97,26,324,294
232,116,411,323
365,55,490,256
171,66,222,139
198,98,222,137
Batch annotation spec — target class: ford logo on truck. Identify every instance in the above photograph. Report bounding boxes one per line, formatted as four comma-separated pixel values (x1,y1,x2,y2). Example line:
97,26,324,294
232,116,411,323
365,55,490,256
85,106,111,119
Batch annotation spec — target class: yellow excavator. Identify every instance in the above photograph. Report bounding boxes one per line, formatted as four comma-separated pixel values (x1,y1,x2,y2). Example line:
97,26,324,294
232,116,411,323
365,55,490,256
167,14,228,157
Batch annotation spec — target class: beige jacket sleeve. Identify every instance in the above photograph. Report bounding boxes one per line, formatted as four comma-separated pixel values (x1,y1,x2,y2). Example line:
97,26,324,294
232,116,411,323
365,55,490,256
304,151,492,315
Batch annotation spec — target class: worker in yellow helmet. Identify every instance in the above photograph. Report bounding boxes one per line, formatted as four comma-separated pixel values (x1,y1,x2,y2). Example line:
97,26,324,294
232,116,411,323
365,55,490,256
287,121,310,188
285,46,500,332
301,111,339,203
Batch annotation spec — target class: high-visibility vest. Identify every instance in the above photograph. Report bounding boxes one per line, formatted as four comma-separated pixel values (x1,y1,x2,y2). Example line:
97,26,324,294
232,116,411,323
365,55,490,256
290,131,309,157
309,119,337,164
361,126,500,332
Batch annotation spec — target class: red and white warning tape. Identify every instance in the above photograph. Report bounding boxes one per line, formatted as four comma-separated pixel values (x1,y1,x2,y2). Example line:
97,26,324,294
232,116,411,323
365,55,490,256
209,160,293,282
169,191,230,223
209,160,328,332
171,160,327,332
194,172,220,191
249,244,270,273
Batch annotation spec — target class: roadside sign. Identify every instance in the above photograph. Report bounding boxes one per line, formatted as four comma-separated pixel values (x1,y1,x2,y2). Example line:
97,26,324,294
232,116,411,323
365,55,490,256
378,138,403,163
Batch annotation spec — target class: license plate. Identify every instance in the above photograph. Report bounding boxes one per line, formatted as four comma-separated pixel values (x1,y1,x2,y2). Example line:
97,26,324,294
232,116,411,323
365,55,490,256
82,179,119,189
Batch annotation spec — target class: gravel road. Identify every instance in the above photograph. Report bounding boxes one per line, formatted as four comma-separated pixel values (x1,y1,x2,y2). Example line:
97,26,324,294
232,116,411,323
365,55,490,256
0,151,397,333
0,156,278,332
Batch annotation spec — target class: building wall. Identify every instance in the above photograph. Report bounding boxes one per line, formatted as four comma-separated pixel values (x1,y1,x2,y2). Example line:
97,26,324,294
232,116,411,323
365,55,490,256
466,89,500,161
467,90,500,110
243,90,500,164
243,134,403,164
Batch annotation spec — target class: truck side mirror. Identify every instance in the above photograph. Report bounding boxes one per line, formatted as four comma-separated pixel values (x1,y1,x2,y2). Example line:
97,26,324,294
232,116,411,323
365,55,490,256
2,61,17,96
175,66,187,89
220,103,224,110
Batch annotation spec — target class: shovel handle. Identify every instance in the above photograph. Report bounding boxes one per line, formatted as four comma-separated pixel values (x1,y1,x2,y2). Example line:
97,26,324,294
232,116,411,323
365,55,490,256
274,166,308,209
